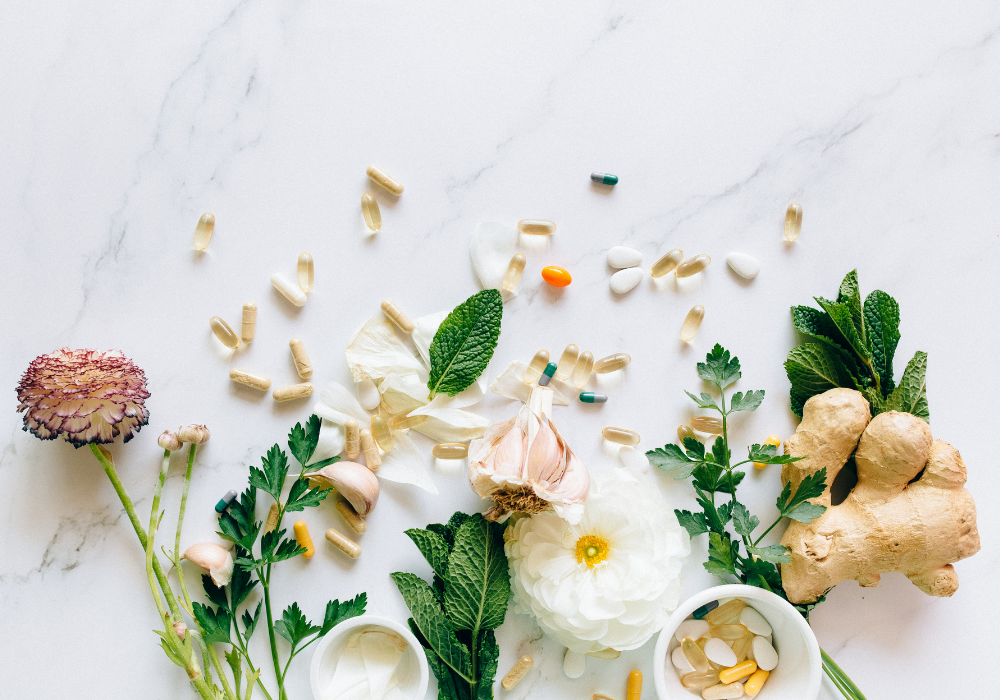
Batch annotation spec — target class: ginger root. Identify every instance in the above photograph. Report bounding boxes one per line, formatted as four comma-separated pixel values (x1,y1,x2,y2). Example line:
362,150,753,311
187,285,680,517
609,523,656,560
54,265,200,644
779,388,980,604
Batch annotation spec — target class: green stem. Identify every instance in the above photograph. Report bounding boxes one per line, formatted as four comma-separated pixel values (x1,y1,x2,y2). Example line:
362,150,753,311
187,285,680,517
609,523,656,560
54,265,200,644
207,641,237,700
753,518,783,546
145,450,172,620
233,629,274,700
821,648,867,700
174,443,198,613
263,571,284,700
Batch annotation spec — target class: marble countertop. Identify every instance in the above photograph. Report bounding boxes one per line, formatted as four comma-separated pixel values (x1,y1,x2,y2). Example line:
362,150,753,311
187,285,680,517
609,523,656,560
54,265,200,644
2,2,998,698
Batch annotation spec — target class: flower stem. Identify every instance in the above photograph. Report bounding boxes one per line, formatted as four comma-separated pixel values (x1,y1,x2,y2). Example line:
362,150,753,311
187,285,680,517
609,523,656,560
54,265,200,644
821,647,867,700
262,568,285,700
174,443,198,612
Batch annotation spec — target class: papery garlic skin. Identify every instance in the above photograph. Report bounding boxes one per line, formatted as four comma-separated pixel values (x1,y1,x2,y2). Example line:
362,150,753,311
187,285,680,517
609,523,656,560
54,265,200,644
181,543,233,586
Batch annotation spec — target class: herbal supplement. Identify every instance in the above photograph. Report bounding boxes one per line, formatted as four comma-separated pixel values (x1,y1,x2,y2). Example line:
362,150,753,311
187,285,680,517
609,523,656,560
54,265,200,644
675,254,712,278
523,349,550,383
503,253,526,291
541,266,572,287
702,682,744,700
271,272,307,306
264,502,280,533
580,392,607,404
703,638,737,667
743,668,769,696
681,638,712,674
740,607,772,636
335,497,367,534
705,599,744,625
692,599,719,619
784,202,802,241
370,415,393,451
556,344,579,380
518,219,556,235
193,213,215,250
297,252,314,292
380,299,415,333
680,305,705,342
272,383,314,402
710,624,748,641
209,316,240,349
719,660,757,684
391,413,429,430
361,193,382,231
691,415,723,434
602,426,640,446
289,337,313,379
360,428,381,470
325,527,361,559
538,362,557,386
293,521,315,558
563,649,586,679
751,637,778,671
650,248,684,277
573,352,595,388
680,671,720,690
214,489,238,514
344,418,361,460
626,669,642,700
594,352,630,374
610,267,644,294
240,302,257,343
501,655,533,690
432,442,469,459
678,424,696,443
229,368,271,391
591,172,619,185
674,619,710,642
753,435,781,469
366,166,404,195
731,633,753,663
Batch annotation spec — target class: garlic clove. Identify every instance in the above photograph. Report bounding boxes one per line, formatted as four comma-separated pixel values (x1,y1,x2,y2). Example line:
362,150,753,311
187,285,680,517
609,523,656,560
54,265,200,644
181,542,233,586
526,420,564,484
308,462,379,516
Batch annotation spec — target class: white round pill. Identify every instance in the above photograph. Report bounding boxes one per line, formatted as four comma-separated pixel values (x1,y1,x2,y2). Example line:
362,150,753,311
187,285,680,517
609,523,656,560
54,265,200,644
610,267,644,294
703,638,737,667
607,246,643,268
563,649,586,678
674,619,710,643
671,645,694,673
357,378,381,411
740,606,772,636
752,636,778,671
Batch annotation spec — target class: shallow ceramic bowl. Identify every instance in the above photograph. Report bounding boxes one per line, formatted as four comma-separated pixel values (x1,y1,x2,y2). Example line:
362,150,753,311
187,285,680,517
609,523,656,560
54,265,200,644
310,614,429,700
653,584,821,700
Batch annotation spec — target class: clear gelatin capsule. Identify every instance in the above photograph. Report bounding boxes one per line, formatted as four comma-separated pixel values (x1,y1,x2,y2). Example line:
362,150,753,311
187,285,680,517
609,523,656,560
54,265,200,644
650,249,684,277
702,682,745,700
335,497,367,534
432,442,469,459
675,254,712,278
391,413,429,430
360,428,381,470
710,624,749,641
731,632,754,662
602,426,640,446
293,521,315,558
538,361,557,386
691,415,723,434
680,305,705,342
705,599,745,626
518,219,556,235
681,670,720,691
241,302,257,343
692,600,719,619
590,172,618,185
193,213,215,250
366,166,404,196
594,352,631,374
209,316,240,349
503,253,526,291
229,368,271,391
501,655,534,691
289,337,313,379
523,349,550,383
678,424,696,444
273,383,314,401
371,415,393,451
556,344,579,381
361,193,382,231
381,299,415,333
784,202,802,241
345,418,360,460
215,489,238,514
541,266,572,287
579,392,607,404
681,638,711,674
573,351,594,388
297,252,314,292
325,527,361,559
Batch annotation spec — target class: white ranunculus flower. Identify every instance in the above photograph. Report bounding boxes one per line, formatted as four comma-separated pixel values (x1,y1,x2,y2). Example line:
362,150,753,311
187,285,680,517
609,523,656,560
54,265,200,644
505,467,691,653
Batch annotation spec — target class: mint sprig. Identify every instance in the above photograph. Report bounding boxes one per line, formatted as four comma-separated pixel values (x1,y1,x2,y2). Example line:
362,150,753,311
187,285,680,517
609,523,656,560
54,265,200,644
427,289,503,398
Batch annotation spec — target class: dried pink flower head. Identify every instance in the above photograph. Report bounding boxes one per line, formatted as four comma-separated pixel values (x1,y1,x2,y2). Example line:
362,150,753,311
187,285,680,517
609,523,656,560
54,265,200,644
16,348,150,447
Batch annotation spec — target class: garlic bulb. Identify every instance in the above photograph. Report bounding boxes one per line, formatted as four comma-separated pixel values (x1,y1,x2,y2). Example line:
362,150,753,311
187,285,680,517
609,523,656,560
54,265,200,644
307,462,379,516
181,542,233,586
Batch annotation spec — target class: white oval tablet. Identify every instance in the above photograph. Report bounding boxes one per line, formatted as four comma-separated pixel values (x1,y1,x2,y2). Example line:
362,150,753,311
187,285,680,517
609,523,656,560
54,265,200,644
671,645,694,673
619,446,650,473
703,638,737,667
674,619,710,643
726,252,760,280
610,267,643,294
563,649,586,678
740,607,772,636
608,246,643,268
357,378,381,411
752,636,778,671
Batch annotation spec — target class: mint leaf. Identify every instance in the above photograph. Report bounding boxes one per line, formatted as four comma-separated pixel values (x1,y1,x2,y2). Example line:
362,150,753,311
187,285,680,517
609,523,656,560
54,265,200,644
675,509,708,538
444,515,509,633
192,602,231,644
320,593,367,636
646,444,697,478
698,344,741,389
392,572,472,681
747,544,792,565
427,289,503,398
885,351,929,422
731,502,759,537
288,414,321,467
785,343,858,416
274,602,320,646
836,270,867,349
704,532,737,577
685,391,720,411
406,529,451,578
863,290,901,397
816,296,870,365
729,389,764,413
475,630,500,700
249,445,288,501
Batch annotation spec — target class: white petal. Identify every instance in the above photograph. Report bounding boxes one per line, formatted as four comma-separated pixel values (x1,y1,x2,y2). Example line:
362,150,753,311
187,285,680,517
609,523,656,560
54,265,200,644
411,311,448,368
471,221,518,302
316,382,370,424
345,313,426,382
618,446,650,473
490,361,570,405
378,373,430,415
410,408,489,442
377,431,438,494
312,422,346,462
421,372,487,410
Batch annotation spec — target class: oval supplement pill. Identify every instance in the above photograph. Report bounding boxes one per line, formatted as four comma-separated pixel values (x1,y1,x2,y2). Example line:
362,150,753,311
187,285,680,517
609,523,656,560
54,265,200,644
366,166,403,196
229,368,272,391
702,682,745,700
678,424,696,443
675,254,712,278
651,248,683,277
193,212,215,251
610,267,643,294
271,272,307,307
563,649,586,679
518,219,556,235
297,252,314,292
703,638,737,667
751,637,778,671
674,619,710,643
501,655,533,690
602,426,640,446
691,415,723,434
370,415,393,451
325,527,361,558
556,344,579,380
594,352,630,374
432,442,469,459
209,316,240,349
784,202,802,241
607,245,641,268
541,266,572,287
293,521,315,558
523,349,550,383
503,253,526,291
740,607,772,636
680,305,705,342
361,193,382,231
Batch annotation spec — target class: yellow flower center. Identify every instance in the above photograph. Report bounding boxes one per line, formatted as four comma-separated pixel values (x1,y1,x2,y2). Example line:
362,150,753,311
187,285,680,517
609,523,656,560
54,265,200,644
575,534,610,568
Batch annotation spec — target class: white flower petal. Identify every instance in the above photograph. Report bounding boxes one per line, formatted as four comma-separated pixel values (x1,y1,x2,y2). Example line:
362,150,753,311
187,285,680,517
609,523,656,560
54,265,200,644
345,313,426,382
421,372,488,410
379,373,430,416
315,382,370,425
411,408,489,442
312,421,346,462
411,311,448,368
471,221,518,302
377,431,438,494
490,361,570,405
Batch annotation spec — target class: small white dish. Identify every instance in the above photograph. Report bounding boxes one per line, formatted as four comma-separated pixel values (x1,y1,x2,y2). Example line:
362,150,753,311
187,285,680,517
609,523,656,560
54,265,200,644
310,614,429,700
653,584,821,700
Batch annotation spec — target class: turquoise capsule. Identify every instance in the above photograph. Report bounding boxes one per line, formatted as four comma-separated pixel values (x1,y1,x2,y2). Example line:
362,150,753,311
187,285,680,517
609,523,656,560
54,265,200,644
538,362,558,386
579,392,608,404
692,599,720,619
215,489,238,514
590,172,618,186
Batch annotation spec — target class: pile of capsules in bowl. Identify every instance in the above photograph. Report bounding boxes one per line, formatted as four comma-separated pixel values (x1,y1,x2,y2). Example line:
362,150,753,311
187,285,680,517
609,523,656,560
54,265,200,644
670,598,778,699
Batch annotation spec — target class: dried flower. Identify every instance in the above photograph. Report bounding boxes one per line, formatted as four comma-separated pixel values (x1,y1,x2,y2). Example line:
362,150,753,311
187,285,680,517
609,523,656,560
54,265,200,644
181,542,233,586
178,424,210,444
16,348,150,447
158,431,183,451
468,386,589,523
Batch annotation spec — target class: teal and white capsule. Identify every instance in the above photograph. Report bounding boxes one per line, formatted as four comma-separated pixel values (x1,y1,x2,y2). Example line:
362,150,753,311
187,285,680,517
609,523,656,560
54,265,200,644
538,362,558,386
579,392,608,404
215,489,238,514
590,172,618,186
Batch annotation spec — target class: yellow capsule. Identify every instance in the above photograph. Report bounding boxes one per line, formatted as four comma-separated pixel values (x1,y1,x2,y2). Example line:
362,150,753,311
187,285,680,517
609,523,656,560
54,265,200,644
289,338,313,379
517,219,556,235
593,352,630,374
360,428,381,471
677,424,696,444
731,633,753,663
675,254,712,278
503,253,527,291
690,415,723,434
680,305,705,342
325,527,361,558
784,202,802,241
209,316,240,349
556,344,579,381
744,668,770,696
335,497,367,534
710,624,749,641
501,655,534,690
345,418,361,460
650,248,683,278
366,166,404,196
626,670,642,700
370,415,394,451
392,413,429,431
680,670,720,690
719,660,757,684
380,299,415,333
681,637,712,674
754,434,782,469
229,368,271,391
293,521,315,558
240,302,257,343
432,442,469,459
705,599,745,626
602,426,640,446
361,193,382,231
523,349,550,383
297,252,314,292
264,502,280,534
573,351,594,389
193,212,215,250
272,383,314,401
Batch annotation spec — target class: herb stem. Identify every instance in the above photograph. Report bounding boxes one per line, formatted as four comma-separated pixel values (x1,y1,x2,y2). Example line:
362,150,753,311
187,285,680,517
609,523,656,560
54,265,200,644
206,640,238,700
233,630,274,700
822,648,867,700
174,443,198,613
144,449,172,620
753,518,783,546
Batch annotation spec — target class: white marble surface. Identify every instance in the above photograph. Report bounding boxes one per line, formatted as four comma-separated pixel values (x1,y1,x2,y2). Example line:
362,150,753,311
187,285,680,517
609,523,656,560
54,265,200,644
2,2,999,698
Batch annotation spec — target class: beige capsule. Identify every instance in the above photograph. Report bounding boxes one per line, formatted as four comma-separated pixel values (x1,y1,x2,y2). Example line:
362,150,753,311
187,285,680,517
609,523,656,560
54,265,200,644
297,253,314,292
650,248,683,277
229,368,272,391
345,418,361,460
602,426,640,446
362,193,382,231
193,213,215,251
240,302,257,343
503,253,526,291
380,299,415,333
680,305,705,341
593,352,630,374
501,655,534,691
360,428,381,471
391,413,429,431
334,497,367,534
366,166,404,196
325,527,361,559
289,338,313,379
784,202,803,241
556,344,579,381
432,442,469,459
517,219,556,235
209,316,240,349
675,254,712,278
690,415,723,434
272,383,314,402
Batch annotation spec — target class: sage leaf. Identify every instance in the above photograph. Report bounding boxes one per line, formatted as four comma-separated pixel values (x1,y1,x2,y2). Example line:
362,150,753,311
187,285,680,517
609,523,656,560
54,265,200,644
427,289,503,398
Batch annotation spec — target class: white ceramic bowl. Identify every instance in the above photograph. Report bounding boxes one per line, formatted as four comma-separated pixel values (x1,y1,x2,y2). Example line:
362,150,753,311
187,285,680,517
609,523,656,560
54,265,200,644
653,584,821,700
310,614,429,700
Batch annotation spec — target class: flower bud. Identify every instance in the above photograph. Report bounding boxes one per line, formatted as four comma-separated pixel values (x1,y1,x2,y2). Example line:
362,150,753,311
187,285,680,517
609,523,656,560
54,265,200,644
178,424,210,444
173,620,188,639
158,431,183,451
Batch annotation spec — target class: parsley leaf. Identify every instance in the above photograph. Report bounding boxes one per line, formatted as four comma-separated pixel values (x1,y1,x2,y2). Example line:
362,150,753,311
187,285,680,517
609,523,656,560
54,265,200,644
242,601,262,640
217,489,260,551
192,602,231,644
704,532,737,578
747,544,792,564
249,445,288,501
675,509,708,538
274,602,320,646
685,391,720,411
746,443,804,465
776,467,828,523
288,414,322,468
427,289,503,398
283,477,331,513
731,502,759,537
319,593,367,636
698,344,741,389
646,443,698,478
729,389,765,412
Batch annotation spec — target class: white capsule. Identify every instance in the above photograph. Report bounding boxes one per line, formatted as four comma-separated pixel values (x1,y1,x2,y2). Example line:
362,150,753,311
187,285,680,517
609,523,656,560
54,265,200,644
270,273,307,307
726,252,761,280
740,607,772,636
752,636,778,671
703,638,737,667
610,267,643,294
562,649,586,679
674,619,710,643
672,645,695,673
357,378,381,411
619,446,650,473
607,246,643,269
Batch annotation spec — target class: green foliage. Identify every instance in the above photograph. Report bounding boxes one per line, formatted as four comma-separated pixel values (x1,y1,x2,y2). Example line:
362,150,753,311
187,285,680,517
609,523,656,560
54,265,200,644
427,289,504,398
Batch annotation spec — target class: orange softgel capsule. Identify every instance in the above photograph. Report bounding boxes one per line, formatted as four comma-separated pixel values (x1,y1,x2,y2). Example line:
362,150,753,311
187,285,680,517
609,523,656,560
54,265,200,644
542,266,572,287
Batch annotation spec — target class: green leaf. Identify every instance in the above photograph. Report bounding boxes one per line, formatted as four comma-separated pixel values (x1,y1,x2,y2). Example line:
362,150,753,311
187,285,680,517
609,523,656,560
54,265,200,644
746,443,804,465
704,532,737,578
784,343,858,416
731,502,759,538
202,573,229,610
217,489,260,551
192,602,231,644
274,602,320,647
692,464,744,495
427,289,503,398
729,389,765,413
284,478,331,513
249,445,289,501
415,624,471,700
675,509,708,538
697,344,741,389
685,391,720,411
738,556,783,592
305,456,341,470
863,290,901,397
646,444,697,478
319,593,367,637
777,467,828,523
836,270,867,350
710,436,730,467
242,601,262,640
288,414,322,468
815,296,870,365
885,351,929,422
406,529,451,579
225,648,242,696
392,572,472,681
747,544,792,564
444,515,510,633
786,502,827,523
228,550,257,610
475,630,500,700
